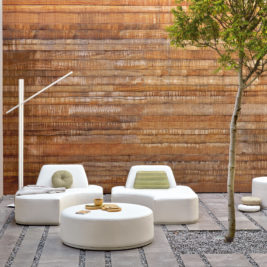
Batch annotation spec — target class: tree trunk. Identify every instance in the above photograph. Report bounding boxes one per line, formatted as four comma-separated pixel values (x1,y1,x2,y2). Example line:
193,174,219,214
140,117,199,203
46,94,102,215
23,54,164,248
225,61,244,242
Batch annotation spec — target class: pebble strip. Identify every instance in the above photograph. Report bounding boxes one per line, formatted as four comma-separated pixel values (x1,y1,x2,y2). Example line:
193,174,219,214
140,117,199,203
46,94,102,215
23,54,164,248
5,226,28,267
138,247,148,267
244,252,259,267
104,251,112,267
167,230,267,254
161,225,185,267
78,250,86,267
0,211,15,239
31,226,50,267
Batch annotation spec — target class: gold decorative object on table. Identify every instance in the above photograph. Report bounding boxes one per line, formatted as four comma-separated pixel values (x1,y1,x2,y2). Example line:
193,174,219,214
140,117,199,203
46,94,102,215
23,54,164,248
85,200,121,212
102,204,121,212
85,204,102,210
94,198,103,207
75,210,90,215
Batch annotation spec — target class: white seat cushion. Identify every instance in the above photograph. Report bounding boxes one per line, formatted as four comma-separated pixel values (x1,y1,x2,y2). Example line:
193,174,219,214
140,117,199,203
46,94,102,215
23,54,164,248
238,204,261,212
126,165,177,188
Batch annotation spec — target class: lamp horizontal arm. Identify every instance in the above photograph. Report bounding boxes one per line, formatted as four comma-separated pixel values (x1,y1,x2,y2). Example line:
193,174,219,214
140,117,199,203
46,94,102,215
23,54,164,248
6,71,73,114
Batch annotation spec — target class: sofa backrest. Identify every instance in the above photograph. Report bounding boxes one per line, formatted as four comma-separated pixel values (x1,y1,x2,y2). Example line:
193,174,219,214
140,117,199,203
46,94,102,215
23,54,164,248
36,164,89,188
125,165,177,189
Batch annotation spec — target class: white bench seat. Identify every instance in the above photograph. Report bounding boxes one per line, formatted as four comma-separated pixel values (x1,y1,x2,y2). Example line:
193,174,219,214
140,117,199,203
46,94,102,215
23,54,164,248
15,165,103,225
111,165,199,224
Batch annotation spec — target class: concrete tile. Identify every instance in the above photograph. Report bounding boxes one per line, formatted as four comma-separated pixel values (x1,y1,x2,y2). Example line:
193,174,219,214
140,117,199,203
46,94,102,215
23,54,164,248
247,212,267,230
206,254,251,267
112,249,142,267
0,196,15,207
0,207,13,227
13,226,44,267
0,220,22,266
86,251,105,267
181,254,205,267
201,195,259,230
187,205,222,231
38,227,79,267
144,226,178,267
166,224,186,231
251,253,267,266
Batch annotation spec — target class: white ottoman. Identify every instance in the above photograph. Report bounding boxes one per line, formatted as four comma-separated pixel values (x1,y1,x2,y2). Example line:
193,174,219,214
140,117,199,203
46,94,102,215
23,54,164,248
60,203,154,250
252,177,267,208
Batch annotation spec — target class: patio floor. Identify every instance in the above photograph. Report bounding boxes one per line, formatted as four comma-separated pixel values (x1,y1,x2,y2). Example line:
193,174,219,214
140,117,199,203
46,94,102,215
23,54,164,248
1,193,267,267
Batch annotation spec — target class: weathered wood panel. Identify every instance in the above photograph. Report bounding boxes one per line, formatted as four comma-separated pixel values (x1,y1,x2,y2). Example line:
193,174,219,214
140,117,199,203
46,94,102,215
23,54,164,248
3,0,267,194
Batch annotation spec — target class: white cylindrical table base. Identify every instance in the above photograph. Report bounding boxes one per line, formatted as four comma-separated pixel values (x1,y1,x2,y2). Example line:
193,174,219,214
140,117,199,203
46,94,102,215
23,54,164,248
60,203,154,250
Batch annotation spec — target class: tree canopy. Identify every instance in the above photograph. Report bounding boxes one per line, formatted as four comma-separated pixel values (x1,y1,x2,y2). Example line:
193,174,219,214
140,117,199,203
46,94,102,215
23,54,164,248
167,0,266,85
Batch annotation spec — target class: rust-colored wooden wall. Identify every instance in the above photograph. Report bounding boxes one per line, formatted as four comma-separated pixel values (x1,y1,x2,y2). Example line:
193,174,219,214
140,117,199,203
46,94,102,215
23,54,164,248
3,0,267,194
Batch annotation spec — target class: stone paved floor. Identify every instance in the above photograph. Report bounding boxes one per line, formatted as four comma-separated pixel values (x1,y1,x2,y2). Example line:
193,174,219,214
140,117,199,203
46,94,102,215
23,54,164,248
0,193,267,267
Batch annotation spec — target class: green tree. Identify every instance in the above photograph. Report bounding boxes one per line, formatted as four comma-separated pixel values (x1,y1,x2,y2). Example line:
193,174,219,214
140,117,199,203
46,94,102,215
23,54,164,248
167,0,266,242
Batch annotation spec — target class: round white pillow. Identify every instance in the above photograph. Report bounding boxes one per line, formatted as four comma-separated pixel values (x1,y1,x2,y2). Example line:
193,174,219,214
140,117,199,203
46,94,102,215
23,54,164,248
238,204,260,212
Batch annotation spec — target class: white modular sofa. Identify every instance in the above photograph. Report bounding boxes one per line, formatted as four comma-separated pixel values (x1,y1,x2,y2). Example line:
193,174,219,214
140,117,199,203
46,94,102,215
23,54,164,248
15,164,103,225
111,165,199,224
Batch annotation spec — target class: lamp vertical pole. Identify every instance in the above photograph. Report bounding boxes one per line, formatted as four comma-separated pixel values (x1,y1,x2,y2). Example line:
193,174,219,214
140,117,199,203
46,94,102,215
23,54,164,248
18,79,24,190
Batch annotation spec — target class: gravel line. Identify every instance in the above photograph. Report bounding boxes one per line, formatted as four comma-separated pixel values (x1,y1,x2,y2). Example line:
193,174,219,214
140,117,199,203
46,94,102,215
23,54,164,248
138,247,148,267
245,252,259,267
5,226,28,267
0,211,15,239
79,249,86,267
105,251,112,267
31,226,49,267
162,225,185,267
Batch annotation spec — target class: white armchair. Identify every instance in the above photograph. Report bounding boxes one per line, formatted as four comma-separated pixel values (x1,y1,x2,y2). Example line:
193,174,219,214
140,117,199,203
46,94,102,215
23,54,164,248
15,164,103,225
111,165,199,224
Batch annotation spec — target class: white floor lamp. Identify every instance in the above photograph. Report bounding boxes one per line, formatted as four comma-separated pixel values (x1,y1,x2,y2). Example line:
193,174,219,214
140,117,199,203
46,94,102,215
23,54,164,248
6,71,73,206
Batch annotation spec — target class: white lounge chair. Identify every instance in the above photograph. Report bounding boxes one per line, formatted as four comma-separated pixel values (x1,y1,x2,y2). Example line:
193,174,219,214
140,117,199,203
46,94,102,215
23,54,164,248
15,164,103,225
111,165,199,224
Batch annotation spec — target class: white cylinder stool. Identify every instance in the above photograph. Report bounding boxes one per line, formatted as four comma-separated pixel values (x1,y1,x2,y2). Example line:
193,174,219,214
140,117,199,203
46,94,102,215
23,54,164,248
60,203,154,250
252,177,267,209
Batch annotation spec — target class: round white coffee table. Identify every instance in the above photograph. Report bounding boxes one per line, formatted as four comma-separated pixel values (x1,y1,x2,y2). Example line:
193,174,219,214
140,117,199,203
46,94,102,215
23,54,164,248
60,203,154,250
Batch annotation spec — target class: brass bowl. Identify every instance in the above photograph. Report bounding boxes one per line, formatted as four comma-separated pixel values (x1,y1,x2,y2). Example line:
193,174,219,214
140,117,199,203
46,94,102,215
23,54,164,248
94,198,103,207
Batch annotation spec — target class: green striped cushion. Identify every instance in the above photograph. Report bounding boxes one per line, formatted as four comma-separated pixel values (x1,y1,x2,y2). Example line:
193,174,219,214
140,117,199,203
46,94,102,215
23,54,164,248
133,171,170,189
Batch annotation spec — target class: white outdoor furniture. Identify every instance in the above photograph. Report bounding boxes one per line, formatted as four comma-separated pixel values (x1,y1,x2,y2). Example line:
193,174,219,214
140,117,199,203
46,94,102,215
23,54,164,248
252,177,267,208
15,164,103,225
111,165,199,224
60,203,154,250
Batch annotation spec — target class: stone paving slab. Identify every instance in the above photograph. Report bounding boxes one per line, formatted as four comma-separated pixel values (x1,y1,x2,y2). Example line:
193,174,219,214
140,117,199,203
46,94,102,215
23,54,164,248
1,194,267,267
187,204,222,231
38,226,80,267
0,197,15,228
111,249,142,267
86,251,105,267
234,194,267,230
12,226,44,267
205,254,251,267
144,225,178,267
166,224,186,231
0,220,23,266
251,253,267,266
200,194,259,230
0,195,14,207
180,254,205,267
